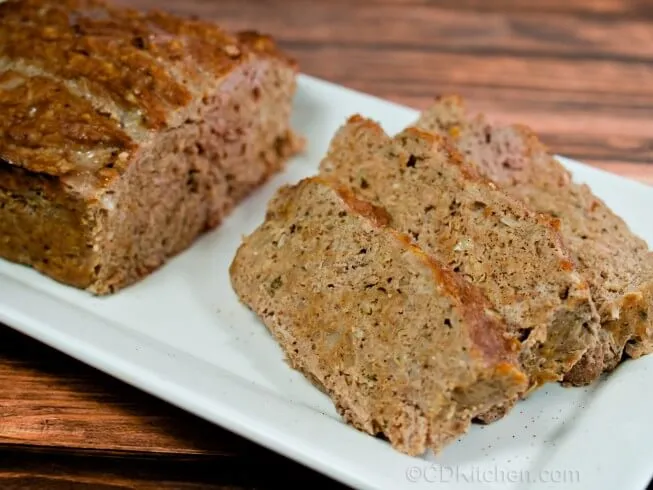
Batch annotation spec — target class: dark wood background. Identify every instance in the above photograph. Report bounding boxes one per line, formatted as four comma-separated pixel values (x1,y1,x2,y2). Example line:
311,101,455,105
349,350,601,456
2,1,652,488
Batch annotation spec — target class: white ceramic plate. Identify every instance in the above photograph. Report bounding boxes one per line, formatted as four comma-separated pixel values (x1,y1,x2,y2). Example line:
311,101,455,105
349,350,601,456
1,75,652,490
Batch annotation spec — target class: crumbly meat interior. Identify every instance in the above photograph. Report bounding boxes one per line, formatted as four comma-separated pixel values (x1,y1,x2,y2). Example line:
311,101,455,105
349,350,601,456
89,61,299,293
319,117,598,391
230,177,526,455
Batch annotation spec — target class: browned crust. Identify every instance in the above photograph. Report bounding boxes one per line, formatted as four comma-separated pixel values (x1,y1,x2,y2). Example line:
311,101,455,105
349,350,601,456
236,31,298,68
0,71,136,177
0,0,295,179
0,164,70,201
331,181,392,228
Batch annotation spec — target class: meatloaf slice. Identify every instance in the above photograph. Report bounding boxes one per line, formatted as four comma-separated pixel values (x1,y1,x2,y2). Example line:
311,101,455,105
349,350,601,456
415,96,653,384
230,176,527,456
0,0,301,294
319,117,599,407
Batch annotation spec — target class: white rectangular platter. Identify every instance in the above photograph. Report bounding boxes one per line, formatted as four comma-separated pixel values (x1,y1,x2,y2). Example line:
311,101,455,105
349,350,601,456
1,75,653,490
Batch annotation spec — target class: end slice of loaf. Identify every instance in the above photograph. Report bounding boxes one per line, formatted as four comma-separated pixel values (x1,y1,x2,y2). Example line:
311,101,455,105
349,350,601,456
230,176,527,455
0,0,302,294
415,96,653,384
319,116,599,403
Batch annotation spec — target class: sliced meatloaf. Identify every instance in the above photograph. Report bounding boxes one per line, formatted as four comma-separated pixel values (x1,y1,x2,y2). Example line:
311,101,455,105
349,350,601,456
319,116,599,408
230,176,527,455
0,0,301,294
415,96,653,384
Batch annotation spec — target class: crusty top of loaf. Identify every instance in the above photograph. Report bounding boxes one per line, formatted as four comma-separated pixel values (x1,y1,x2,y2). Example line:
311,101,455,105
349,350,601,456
0,0,295,180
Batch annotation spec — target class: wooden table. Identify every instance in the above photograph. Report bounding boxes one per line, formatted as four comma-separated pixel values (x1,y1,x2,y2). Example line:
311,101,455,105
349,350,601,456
2,1,653,488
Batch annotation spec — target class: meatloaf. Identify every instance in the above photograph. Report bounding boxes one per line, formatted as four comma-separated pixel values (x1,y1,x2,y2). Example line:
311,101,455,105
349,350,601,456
319,116,599,407
0,0,302,294
229,176,527,456
415,96,653,384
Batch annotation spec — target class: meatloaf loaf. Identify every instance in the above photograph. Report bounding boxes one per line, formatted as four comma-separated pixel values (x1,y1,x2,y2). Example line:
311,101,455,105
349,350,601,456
0,0,302,294
319,116,599,405
415,96,653,384
230,176,527,456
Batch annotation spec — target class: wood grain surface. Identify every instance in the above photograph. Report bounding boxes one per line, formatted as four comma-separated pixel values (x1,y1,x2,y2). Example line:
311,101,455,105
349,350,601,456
1,0,652,488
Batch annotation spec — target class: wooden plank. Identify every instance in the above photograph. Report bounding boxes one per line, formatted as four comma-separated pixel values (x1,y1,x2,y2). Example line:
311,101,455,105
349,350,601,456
0,327,345,486
116,1,653,60
591,162,653,185
0,449,345,489
282,45,653,168
115,0,653,18
0,327,244,456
